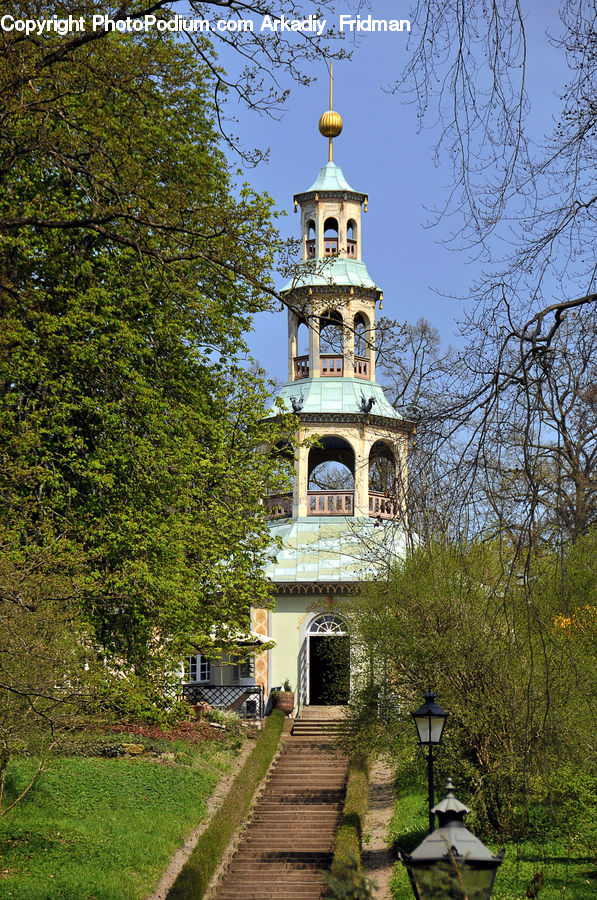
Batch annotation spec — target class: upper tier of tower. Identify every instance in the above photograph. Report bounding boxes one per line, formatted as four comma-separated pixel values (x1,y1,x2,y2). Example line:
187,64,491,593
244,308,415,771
280,152,384,387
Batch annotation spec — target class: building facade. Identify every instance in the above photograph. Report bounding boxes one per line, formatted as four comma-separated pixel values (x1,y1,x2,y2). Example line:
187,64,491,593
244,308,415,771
252,99,414,712
183,93,413,716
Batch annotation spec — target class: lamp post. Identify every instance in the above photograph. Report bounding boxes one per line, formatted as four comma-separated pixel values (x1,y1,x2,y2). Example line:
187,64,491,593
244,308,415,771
400,778,504,899
411,688,449,833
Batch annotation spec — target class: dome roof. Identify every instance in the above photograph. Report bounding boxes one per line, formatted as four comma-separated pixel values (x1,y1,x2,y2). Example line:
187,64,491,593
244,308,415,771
281,257,378,293
269,377,404,421
304,161,358,194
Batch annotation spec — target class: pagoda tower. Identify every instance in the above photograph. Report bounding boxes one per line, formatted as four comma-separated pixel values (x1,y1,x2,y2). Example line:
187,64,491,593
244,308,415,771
251,75,414,710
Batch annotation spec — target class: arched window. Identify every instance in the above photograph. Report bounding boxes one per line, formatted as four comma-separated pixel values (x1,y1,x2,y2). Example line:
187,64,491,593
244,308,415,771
347,219,357,257
306,220,316,258
324,217,339,256
309,614,347,635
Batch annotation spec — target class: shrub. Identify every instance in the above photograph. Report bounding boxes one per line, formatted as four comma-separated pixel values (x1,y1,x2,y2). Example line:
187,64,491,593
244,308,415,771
326,852,378,900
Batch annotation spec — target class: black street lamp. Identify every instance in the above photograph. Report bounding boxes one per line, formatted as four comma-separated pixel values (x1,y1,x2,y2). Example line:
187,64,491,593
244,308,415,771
411,688,449,833
400,778,505,899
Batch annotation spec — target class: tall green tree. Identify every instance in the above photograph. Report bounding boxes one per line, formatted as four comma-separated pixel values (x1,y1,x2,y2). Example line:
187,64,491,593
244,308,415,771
0,25,292,701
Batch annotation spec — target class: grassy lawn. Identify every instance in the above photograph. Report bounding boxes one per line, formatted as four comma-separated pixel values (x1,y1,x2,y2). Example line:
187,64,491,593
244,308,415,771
389,774,595,900
0,726,242,900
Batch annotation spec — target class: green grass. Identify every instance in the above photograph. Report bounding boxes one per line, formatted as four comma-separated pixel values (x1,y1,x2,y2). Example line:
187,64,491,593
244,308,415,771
389,775,596,900
166,708,286,900
0,731,240,900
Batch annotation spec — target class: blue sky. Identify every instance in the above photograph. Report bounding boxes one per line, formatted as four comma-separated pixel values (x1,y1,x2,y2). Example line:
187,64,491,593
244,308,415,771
209,1,569,382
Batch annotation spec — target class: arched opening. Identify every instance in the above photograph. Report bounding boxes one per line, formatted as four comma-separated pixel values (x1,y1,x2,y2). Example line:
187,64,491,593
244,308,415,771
353,312,371,378
297,319,309,354
308,614,349,705
308,435,354,516
323,217,339,256
265,440,294,519
305,219,316,259
369,441,398,519
319,309,344,375
347,219,357,257
294,318,310,379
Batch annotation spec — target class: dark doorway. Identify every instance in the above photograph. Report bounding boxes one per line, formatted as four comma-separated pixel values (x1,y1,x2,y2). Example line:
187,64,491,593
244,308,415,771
309,635,349,705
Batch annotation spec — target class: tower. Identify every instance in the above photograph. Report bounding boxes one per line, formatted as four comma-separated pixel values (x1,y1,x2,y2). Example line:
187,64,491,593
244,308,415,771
252,74,415,710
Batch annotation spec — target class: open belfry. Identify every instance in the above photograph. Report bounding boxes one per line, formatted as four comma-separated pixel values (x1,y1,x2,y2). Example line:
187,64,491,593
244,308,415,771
252,70,415,709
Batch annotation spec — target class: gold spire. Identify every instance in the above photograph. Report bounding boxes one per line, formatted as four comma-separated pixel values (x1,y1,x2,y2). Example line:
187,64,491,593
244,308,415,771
318,62,343,162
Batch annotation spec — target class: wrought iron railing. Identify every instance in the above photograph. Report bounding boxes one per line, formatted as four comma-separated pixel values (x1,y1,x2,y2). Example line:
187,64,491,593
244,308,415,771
182,684,264,718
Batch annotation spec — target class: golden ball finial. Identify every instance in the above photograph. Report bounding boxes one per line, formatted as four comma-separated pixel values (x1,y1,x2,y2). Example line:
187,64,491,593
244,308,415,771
319,109,343,139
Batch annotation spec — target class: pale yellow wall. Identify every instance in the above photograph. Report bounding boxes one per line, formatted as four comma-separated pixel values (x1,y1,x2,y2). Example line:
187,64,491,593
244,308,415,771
269,595,311,693
269,594,350,706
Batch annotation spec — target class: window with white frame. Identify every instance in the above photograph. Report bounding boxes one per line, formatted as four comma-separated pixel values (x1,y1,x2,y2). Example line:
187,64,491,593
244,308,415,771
184,654,210,683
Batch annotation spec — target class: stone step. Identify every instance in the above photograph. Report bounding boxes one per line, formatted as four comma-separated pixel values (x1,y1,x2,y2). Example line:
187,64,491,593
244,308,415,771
212,715,349,900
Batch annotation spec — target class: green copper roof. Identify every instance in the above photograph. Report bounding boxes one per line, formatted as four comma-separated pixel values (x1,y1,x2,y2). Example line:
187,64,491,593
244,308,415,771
303,162,358,194
281,257,378,293
271,377,404,421
265,516,408,583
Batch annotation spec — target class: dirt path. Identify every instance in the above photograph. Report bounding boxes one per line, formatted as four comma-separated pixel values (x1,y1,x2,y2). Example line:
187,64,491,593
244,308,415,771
362,757,396,900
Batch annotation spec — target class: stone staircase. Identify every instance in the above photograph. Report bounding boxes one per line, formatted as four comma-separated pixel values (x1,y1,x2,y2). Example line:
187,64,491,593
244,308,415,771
212,707,348,900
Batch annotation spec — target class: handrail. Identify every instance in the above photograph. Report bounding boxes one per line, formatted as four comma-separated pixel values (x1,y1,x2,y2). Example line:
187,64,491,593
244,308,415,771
369,492,399,520
308,490,354,516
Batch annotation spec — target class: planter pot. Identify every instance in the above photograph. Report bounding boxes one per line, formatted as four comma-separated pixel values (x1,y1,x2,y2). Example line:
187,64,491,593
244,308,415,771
272,692,295,715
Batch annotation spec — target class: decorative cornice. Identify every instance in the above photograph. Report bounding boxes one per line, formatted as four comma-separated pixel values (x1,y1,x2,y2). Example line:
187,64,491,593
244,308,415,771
293,412,415,433
271,581,360,595
281,282,379,300
293,189,367,204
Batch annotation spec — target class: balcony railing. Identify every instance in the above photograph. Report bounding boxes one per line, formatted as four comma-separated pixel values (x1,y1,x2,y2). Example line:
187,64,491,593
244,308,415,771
264,490,400,519
264,493,293,519
182,684,264,718
320,354,343,376
369,492,399,520
308,490,354,516
295,354,344,378
354,356,369,378
294,355,309,379
303,238,357,259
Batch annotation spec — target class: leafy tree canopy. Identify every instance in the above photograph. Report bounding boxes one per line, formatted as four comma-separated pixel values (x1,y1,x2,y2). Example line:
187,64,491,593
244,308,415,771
0,18,293,681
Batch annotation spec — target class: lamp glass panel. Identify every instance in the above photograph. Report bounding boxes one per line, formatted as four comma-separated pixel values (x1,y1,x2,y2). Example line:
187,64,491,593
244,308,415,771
410,862,494,899
415,714,446,745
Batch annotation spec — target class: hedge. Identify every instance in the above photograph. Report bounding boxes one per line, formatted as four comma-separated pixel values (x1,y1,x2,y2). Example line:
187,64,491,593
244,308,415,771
326,751,377,900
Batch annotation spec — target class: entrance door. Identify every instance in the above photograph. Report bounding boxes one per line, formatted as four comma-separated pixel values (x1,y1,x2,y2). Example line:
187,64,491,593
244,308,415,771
308,615,349,705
